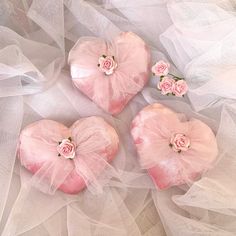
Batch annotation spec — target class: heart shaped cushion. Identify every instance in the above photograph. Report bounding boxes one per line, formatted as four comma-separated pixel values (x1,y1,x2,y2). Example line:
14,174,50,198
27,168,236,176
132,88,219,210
18,117,119,194
68,32,151,115
131,103,218,190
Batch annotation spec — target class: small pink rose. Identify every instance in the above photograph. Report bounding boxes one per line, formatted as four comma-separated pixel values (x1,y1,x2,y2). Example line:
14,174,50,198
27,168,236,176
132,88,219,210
57,138,76,159
152,60,170,76
98,55,117,75
157,77,175,95
172,80,188,97
170,133,190,152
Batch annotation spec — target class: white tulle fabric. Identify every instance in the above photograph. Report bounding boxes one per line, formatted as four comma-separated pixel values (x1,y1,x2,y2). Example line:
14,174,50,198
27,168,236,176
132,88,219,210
1,0,236,235
160,0,236,111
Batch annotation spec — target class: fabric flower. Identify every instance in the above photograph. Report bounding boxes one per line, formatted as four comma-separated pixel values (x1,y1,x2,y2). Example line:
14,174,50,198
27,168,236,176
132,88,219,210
170,133,190,152
57,138,76,159
172,79,188,97
98,55,117,75
157,77,175,95
152,60,170,76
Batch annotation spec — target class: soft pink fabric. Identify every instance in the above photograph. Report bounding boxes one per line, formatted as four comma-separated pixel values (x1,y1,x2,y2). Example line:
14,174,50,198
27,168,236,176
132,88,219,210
131,103,218,190
18,117,119,194
68,32,151,115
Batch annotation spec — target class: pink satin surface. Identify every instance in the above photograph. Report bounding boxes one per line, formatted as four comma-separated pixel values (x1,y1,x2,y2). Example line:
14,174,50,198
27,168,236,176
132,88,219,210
68,32,151,115
131,103,218,190
18,117,119,194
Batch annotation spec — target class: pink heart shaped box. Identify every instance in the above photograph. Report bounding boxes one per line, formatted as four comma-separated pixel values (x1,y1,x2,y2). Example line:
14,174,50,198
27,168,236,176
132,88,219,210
131,103,218,190
68,32,151,115
18,117,119,194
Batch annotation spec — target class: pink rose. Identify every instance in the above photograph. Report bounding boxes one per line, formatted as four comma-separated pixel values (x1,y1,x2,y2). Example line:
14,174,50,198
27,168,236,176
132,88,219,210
170,133,190,152
152,60,170,76
157,77,175,95
172,80,188,97
98,55,117,75
57,138,76,159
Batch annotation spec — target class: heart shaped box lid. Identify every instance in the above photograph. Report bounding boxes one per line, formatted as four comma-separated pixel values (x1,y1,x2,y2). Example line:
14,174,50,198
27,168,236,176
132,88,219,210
18,116,119,194
68,32,151,115
131,103,218,190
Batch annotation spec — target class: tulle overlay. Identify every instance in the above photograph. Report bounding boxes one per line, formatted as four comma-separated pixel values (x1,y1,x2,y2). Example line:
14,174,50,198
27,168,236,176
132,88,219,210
1,0,236,235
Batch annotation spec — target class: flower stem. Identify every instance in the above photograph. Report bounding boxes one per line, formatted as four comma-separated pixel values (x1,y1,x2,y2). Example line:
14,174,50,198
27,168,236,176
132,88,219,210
168,73,184,80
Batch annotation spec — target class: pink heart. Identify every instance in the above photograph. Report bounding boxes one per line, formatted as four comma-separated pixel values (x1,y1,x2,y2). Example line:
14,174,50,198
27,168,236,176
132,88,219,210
18,117,119,194
68,32,151,115
131,103,218,190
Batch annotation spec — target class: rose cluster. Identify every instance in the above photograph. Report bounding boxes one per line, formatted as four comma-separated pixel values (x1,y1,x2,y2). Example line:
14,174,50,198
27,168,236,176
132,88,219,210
152,60,188,97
